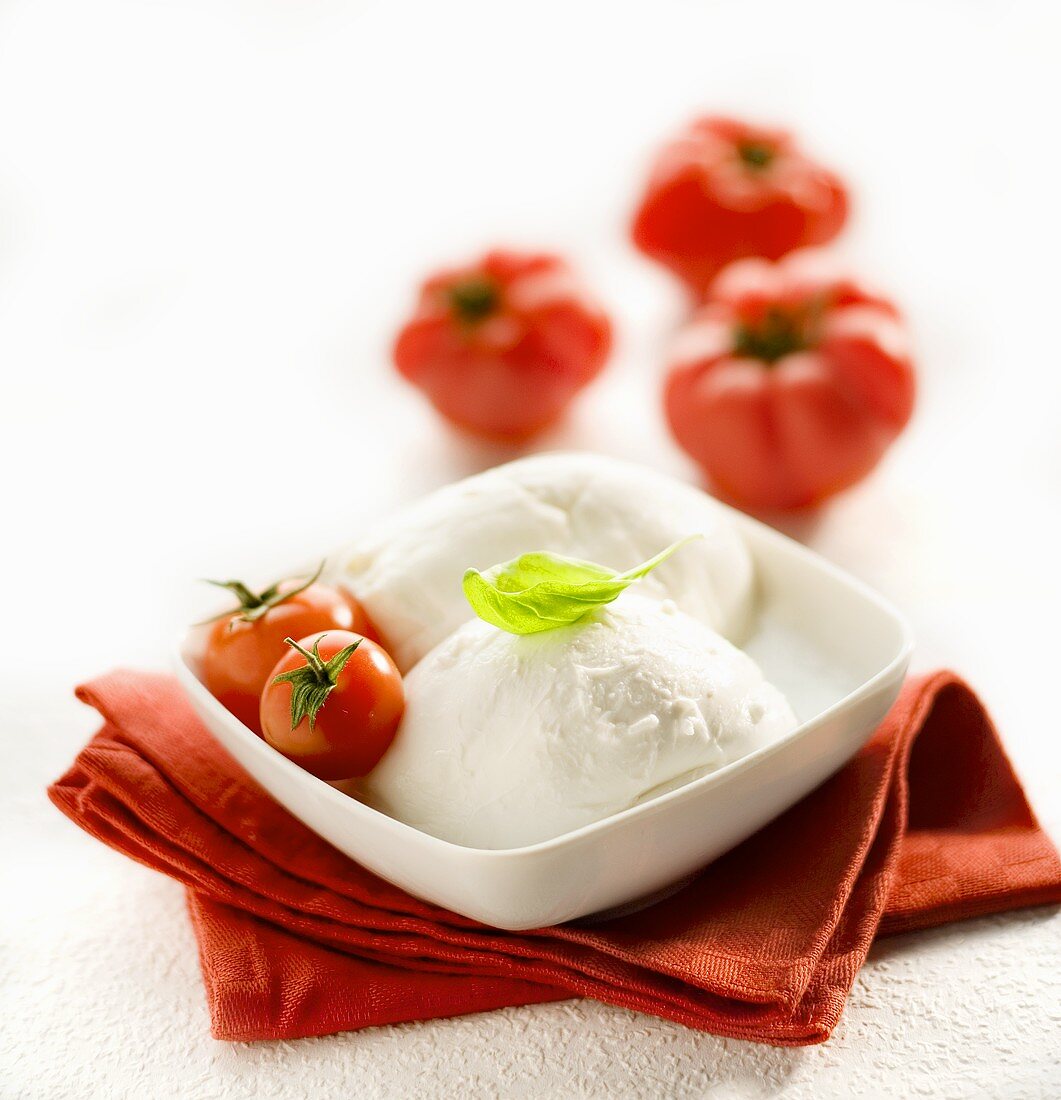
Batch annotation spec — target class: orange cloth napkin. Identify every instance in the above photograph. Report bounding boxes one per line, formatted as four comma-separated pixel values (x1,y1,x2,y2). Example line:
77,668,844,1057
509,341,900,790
49,670,1061,1045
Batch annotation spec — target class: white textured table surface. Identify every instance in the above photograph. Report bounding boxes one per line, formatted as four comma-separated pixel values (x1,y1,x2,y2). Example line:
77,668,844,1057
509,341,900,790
2,1,1059,1097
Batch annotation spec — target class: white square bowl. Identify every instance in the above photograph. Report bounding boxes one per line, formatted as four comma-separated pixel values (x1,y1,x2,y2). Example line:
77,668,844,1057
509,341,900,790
173,505,912,931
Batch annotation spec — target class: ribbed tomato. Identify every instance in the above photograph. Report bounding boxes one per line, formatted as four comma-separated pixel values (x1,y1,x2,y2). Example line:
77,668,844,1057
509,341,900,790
633,116,849,298
664,253,915,510
393,249,612,441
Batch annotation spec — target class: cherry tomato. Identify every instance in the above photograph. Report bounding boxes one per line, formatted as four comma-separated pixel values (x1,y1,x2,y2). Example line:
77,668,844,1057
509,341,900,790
260,630,404,780
201,567,379,735
632,116,849,298
663,252,916,511
393,249,613,441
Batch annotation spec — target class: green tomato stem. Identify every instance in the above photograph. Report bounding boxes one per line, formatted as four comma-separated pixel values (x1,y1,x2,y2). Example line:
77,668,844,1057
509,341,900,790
198,560,326,625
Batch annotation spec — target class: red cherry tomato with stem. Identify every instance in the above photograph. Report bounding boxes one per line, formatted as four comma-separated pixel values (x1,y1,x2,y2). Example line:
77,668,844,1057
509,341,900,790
201,563,379,735
260,631,404,780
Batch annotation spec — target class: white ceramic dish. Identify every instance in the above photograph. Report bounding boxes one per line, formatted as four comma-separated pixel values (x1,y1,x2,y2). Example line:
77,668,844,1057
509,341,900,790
174,503,912,931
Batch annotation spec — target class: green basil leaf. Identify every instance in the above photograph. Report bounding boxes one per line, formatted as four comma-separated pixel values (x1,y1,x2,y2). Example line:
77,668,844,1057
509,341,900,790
489,551,617,592
461,535,700,635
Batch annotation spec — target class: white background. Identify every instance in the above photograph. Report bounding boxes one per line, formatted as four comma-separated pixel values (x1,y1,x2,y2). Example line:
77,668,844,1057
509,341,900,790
2,1,1059,1097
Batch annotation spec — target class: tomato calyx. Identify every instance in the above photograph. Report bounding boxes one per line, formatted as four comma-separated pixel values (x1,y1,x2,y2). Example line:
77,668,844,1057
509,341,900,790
272,634,362,731
448,278,500,324
732,300,826,364
200,560,326,625
736,140,775,171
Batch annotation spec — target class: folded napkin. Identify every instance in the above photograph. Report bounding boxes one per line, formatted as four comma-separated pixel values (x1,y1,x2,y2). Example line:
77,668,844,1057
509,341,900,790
49,671,1061,1045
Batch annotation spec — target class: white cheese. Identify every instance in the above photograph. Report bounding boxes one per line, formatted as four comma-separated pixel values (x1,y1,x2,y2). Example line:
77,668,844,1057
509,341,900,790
340,452,754,673
360,593,797,849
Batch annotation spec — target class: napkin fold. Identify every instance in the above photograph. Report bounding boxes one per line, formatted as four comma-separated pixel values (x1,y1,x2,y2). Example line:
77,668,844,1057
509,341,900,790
49,670,1061,1045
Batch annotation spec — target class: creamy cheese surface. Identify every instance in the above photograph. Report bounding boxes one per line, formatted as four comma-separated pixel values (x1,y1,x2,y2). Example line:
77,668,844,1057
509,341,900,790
361,593,797,849
340,452,755,673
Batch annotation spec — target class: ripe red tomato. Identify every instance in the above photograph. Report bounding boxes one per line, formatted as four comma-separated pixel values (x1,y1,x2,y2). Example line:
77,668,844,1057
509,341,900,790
393,249,612,441
663,252,916,511
260,630,404,780
201,568,379,735
632,116,849,298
